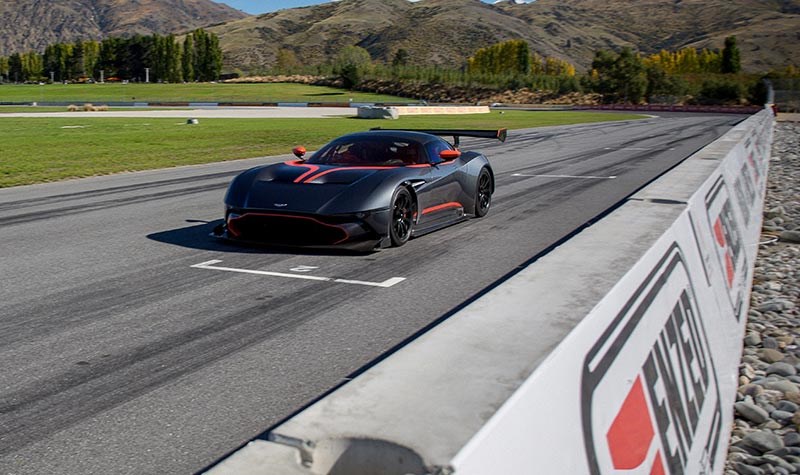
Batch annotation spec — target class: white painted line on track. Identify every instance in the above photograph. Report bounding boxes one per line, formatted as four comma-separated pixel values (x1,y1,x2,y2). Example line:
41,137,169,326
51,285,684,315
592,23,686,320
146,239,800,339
191,260,405,288
511,173,617,180
334,277,407,288
290,265,319,273
603,147,656,151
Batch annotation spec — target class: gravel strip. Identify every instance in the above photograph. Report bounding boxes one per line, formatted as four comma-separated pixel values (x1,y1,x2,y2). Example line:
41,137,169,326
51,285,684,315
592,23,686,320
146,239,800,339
725,121,800,475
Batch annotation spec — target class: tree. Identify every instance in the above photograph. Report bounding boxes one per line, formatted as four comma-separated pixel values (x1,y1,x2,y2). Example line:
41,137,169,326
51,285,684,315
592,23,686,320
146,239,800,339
43,43,72,81
697,77,744,104
391,48,410,68
8,53,22,82
206,32,223,80
192,29,208,80
645,63,687,101
0,56,8,82
150,34,167,81
3,33,220,83
147,34,181,82
333,45,372,88
164,35,182,82
67,41,85,79
468,40,573,81
121,35,152,81
21,51,43,81
644,47,722,74
182,35,194,81
185,29,222,81
80,40,101,80
515,41,531,75
614,47,647,103
589,48,647,103
721,36,741,74
275,49,299,73
96,37,120,79
589,49,618,95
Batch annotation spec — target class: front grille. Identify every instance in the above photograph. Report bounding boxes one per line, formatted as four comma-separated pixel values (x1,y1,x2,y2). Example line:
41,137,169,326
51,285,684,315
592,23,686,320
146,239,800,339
228,213,349,246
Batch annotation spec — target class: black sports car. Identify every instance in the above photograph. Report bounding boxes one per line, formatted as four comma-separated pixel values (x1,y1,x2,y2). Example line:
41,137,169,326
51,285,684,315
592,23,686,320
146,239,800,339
215,128,506,250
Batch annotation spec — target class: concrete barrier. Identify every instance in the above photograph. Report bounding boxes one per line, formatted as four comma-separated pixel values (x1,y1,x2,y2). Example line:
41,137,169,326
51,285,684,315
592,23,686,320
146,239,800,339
357,106,399,120
207,109,774,475
394,105,490,116
575,104,763,114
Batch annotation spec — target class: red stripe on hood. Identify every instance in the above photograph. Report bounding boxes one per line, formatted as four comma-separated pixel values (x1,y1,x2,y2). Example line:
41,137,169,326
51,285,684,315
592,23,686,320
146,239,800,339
284,161,321,183
302,166,398,183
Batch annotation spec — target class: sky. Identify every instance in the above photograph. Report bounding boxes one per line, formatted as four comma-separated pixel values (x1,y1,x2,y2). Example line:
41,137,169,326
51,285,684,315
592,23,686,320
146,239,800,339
215,0,516,15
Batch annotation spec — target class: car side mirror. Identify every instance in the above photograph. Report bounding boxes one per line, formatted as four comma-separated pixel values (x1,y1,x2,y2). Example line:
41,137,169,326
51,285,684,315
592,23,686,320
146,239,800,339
292,146,307,160
439,149,461,161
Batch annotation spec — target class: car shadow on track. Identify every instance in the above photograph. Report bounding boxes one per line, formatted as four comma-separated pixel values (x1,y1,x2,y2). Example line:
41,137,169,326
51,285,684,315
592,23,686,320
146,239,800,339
146,219,374,256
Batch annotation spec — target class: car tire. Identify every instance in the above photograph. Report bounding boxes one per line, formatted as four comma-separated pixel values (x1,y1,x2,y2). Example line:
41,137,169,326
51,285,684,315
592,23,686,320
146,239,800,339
389,187,415,247
474,168,493,217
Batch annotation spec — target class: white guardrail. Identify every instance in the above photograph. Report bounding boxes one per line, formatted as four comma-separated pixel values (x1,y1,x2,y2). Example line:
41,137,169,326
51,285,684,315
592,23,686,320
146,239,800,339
207,109,775,475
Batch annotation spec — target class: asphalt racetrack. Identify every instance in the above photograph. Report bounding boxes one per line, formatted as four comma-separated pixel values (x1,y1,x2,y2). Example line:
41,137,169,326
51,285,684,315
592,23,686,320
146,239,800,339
0,113,744,474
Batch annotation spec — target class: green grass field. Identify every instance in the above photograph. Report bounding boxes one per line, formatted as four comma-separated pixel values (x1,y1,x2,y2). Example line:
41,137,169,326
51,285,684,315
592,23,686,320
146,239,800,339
0,106,189,113
0,111,645,188
0,83,413,104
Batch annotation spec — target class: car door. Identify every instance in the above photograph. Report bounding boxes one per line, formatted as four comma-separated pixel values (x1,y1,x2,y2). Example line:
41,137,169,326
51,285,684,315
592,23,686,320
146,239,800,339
415,139,466,228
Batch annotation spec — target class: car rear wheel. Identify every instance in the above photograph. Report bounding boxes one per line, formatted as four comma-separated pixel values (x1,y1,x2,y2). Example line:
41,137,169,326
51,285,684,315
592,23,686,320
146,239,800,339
474,168,493,217
389,187,415,247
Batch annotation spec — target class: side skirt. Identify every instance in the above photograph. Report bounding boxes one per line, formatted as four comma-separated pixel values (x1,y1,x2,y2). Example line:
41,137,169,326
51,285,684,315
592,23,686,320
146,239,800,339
411,215,470,237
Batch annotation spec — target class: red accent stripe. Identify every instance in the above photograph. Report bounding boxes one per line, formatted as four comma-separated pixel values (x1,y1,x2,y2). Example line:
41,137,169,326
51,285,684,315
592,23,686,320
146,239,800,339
302,166,398,183
227,217,241,237
284,161,321,183
229,212,350,244
422,202,463,215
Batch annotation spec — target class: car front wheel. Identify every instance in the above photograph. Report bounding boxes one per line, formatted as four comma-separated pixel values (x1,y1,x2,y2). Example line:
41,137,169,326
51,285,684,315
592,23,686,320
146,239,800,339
474,168,493,217
389,187,415,246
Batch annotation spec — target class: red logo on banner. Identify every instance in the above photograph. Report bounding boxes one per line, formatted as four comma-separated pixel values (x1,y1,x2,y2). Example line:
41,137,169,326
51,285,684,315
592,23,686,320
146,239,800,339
607,377,659,470
704,177,747,320
581,246,723,475
713,214,737,287
651,453,666,475
713,219,726,248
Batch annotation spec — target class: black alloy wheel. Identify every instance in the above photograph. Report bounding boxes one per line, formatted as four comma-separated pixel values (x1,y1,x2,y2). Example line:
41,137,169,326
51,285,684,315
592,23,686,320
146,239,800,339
389,187,415,246
474,168,493,217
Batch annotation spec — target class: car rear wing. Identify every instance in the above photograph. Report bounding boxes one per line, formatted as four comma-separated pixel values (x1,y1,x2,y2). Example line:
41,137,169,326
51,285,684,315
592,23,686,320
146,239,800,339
370,128,507,148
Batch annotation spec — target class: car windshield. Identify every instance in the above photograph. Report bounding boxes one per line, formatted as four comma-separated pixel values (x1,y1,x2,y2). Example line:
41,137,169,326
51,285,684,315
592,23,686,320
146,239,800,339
307,137,425,166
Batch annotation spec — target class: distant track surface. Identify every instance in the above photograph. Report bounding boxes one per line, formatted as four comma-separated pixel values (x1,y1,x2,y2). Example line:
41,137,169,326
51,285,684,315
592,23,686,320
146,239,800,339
0,113,743,474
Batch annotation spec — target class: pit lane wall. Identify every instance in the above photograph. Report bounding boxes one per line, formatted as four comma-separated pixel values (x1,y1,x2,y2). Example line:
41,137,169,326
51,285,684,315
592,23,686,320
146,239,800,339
207,109,774,475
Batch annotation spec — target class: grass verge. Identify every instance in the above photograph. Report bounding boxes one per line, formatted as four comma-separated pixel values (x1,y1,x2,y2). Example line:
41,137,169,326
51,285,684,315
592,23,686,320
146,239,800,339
0,106,190,113
0,111,645,188
0,83,413,104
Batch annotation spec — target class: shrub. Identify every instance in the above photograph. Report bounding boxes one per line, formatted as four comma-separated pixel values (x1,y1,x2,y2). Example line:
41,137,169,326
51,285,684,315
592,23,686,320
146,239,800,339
339,64,362,89
695,78,745,105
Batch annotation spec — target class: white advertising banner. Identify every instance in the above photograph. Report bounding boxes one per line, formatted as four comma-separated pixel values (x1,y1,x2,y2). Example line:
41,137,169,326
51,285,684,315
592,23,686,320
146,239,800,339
452,110,774,475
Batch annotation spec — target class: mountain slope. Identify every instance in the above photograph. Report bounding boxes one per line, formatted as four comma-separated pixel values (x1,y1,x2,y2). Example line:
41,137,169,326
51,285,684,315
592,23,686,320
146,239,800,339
502,0,800,71
0,0,247,56
210,0,799,72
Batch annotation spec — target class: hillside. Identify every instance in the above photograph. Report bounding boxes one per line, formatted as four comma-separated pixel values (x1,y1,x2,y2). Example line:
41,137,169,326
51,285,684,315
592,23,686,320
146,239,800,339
502,0,800,72
209,0,799,72
0,0,246,56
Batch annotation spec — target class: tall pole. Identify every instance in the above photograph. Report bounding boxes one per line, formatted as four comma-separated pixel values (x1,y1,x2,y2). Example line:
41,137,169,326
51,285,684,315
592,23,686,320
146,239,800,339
145,67,150,83
100,70,104,83
50,71,54,83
